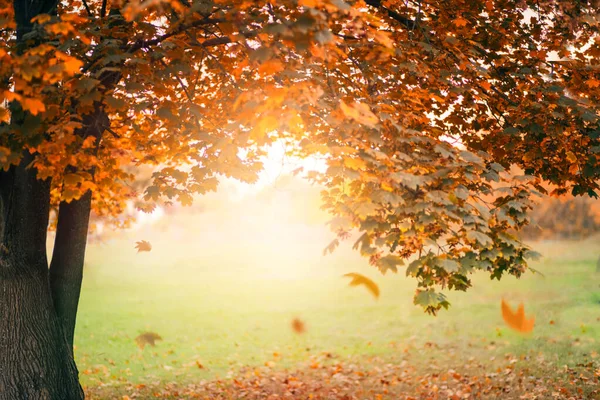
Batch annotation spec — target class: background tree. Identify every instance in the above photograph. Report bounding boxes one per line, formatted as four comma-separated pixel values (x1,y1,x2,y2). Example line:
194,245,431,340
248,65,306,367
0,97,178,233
0,0,598,398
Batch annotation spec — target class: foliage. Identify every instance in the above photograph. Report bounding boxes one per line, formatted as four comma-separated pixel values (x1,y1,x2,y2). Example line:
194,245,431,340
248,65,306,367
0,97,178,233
1,0,599,312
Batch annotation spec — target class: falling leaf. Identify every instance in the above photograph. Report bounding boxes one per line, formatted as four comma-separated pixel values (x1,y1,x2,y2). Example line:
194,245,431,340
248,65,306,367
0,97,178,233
501,299,535,333
291,318,306,334
343,272,380,299
135,240,152,253
134,332,162,349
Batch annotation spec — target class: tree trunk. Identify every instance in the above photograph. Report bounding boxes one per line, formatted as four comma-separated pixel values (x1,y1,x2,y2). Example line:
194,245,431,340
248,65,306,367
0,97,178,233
49,192,93,350
0,154,84,399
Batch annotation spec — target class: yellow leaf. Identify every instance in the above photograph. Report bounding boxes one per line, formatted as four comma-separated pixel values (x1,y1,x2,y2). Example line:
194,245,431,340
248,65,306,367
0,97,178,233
381,182,394,192
63,173,83,185
340,100,379,127
135,240,152,252
344,272,380,299
343,156,367,170
251,115,279,141
501,299,535,333
566,151,578,164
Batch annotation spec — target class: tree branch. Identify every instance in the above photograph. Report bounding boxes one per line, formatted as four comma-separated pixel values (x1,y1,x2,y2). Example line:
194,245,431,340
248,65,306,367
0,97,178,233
81,0,93,18
364,0,415,30
100,0,107,18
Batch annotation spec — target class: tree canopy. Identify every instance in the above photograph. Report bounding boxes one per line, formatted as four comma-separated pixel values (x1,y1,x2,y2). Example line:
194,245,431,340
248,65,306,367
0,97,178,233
1,0,599,314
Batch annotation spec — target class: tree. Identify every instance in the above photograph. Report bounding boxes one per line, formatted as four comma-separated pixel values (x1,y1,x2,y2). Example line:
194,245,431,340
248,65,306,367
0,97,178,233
0,0,598,397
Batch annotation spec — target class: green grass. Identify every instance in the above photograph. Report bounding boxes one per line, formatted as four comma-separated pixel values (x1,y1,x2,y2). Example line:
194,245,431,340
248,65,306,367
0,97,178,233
73,207,600,392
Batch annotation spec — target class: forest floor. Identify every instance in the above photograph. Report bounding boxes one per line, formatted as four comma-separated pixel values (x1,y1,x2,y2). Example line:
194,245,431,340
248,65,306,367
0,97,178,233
74,210,600,399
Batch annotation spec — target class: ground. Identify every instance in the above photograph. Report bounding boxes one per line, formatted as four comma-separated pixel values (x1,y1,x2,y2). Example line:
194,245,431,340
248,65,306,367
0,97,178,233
73,202,600,399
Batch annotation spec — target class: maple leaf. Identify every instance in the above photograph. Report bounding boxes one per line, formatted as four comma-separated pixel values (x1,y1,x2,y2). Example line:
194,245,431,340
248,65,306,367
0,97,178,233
20,98,46,115
339,100,379,127
343,273,380,299
501,299,535,333
291,318,306,334
134,332,162,349
453,17,468,27
135,240,152,253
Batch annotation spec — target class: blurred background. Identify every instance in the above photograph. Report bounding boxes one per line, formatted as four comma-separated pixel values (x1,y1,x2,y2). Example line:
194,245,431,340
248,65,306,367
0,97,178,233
68,152,600,396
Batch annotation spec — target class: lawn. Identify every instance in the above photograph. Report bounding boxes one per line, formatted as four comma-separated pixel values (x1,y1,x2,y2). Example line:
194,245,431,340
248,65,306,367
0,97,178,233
74,192,600,398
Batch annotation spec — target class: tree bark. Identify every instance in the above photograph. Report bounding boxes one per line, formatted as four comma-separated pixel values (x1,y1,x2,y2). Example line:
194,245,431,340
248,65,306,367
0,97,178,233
49,192,93,350
0,154,84,399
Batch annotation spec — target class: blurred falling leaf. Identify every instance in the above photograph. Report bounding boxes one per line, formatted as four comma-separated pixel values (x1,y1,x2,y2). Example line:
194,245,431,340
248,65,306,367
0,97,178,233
135,240,152,253
344,273,380,299
291,318,306,334
135,332,162,349
501,299,535,333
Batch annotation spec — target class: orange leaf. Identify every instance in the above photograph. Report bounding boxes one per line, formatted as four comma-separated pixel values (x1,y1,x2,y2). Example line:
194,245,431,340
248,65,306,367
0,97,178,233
21,98,46,115
340,100,379,127
135,240,152,252
453,17,468,27
291,318,305,334
344,272,380,299
258,59,284,75
501,299,535,333
585,79,600,88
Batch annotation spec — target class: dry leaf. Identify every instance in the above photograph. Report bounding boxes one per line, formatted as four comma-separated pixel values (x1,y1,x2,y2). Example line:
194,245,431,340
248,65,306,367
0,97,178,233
344,273,380,299
291,318,306,334
501,299,535,333
135,331,162,349
135,240,152,253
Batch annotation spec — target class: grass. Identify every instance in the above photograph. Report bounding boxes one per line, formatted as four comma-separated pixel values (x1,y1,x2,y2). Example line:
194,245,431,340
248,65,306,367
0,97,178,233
73,200,600,396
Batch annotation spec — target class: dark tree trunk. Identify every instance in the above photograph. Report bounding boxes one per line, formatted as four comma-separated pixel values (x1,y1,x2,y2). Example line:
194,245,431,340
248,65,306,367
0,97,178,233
0,154,84,399
49,193,93,350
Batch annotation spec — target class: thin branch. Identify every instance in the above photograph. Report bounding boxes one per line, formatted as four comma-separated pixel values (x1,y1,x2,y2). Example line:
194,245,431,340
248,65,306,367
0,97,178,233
81,0,94,18
156,57,194,103
100,0,107,18
364,0,415,30
127,17,224,53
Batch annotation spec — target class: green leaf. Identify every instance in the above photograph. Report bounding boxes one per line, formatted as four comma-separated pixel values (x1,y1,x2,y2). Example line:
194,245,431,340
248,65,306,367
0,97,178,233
434,257,460,273
377,255,404,274
414,290,450,314
466,230,493,247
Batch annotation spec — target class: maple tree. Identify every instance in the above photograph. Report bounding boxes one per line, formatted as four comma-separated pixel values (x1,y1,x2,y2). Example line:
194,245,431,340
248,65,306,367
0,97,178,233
0,0,598,397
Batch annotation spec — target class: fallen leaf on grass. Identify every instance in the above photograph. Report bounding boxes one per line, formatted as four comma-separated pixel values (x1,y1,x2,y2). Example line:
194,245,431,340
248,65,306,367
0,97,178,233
344,273,380,299
501,299,535,333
